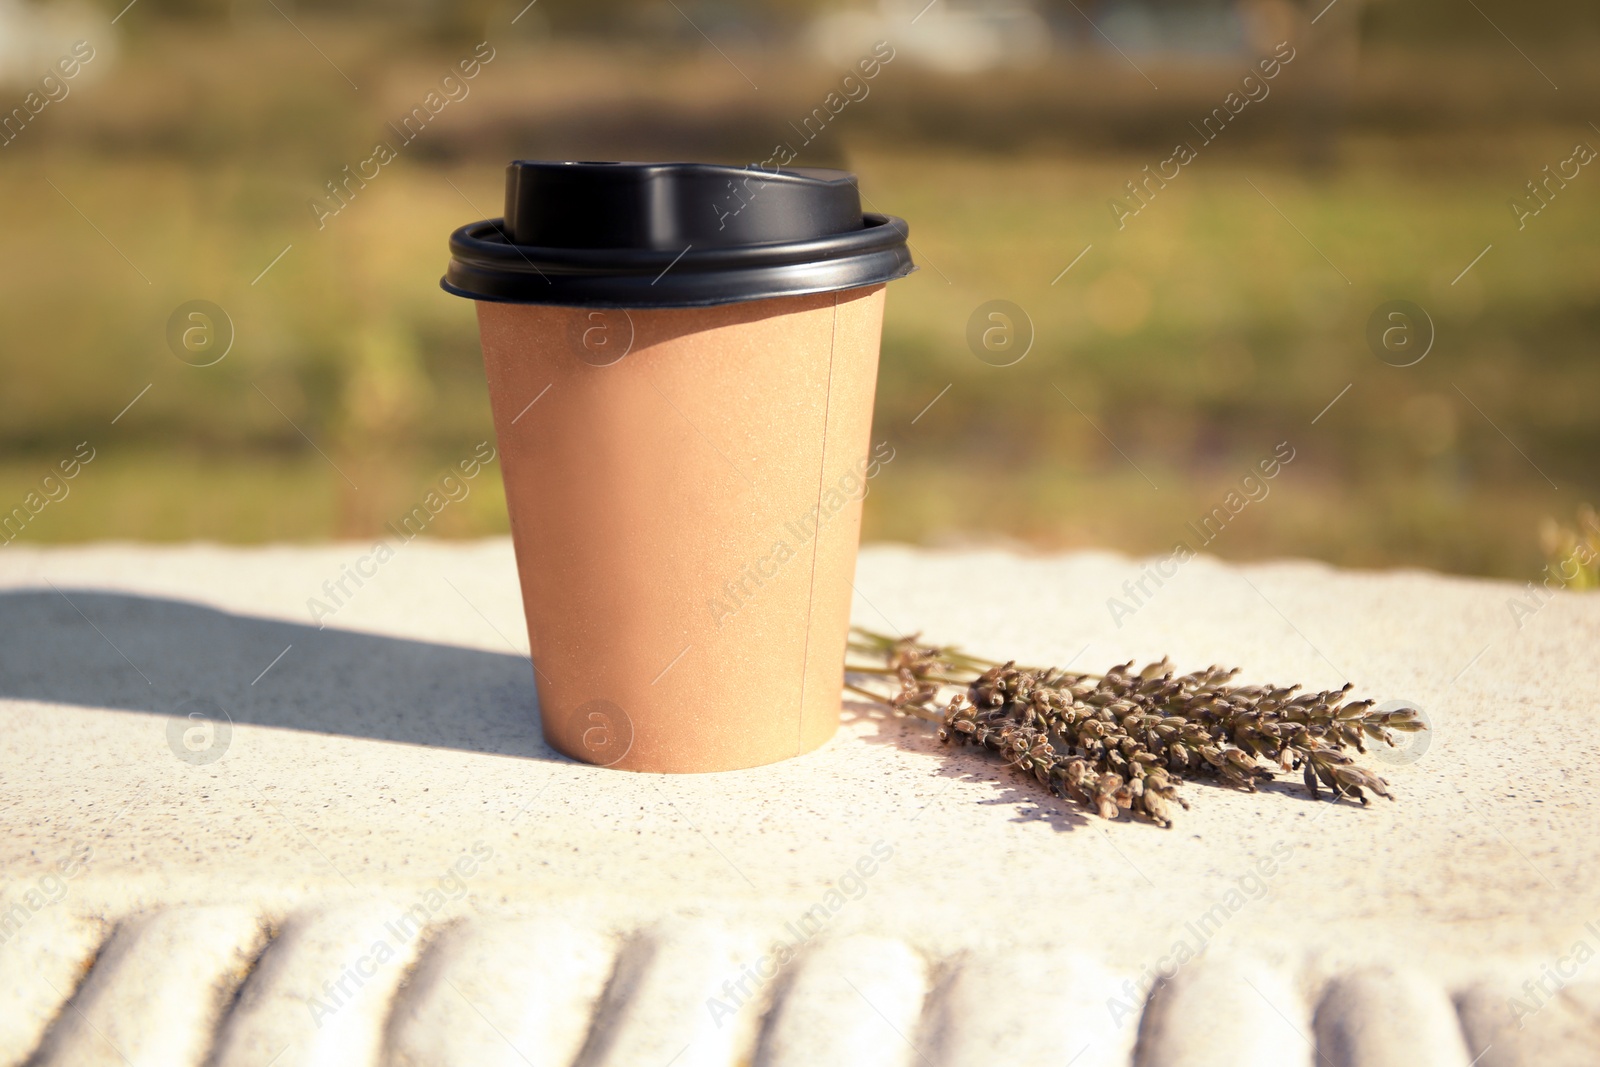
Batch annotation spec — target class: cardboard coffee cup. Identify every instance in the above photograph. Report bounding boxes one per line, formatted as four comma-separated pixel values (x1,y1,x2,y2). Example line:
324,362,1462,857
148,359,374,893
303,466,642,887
444,161,914,772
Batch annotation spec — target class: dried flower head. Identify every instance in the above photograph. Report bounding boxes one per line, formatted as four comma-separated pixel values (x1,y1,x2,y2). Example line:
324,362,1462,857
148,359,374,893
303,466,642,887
845,628,1425,828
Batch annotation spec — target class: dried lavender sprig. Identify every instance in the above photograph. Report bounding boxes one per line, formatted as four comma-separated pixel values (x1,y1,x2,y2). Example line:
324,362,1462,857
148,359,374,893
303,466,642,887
843,627,1424,828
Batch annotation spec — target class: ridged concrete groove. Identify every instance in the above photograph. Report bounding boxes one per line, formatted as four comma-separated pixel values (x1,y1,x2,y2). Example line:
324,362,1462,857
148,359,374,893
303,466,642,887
27,906,265,1067
1312,967,1473,1067
207,902,426,1067
1455,979,1600,1067
6,905,1600,1067
753,935,929,1067
381,917,615,1067
569,916,750,1067
921,949,1135,1067
1131,956,1309,1067
0,913,105,1067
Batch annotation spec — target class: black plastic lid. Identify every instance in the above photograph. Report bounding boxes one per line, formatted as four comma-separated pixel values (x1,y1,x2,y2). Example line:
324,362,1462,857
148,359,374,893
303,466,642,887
442,161,915,308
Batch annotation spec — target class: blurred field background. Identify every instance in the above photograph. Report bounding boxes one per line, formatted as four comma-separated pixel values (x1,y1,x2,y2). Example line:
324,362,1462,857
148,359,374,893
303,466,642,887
2,0,1597,579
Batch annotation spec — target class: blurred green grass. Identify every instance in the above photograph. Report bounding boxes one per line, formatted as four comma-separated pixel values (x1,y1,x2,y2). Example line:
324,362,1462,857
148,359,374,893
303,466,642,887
1,22,1595,580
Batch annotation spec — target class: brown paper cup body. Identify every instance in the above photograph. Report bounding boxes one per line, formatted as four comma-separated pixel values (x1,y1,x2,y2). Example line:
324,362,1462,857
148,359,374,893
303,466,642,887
474,286,887,773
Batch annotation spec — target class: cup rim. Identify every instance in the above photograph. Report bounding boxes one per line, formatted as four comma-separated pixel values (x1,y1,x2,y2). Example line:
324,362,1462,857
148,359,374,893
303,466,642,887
442,213,916,308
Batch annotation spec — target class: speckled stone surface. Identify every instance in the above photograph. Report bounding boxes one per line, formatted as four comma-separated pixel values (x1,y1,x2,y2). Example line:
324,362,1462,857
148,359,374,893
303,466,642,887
0,540,1596,1066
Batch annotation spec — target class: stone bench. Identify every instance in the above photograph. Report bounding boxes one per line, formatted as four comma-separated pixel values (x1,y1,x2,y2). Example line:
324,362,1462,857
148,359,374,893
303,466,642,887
1,540,1595,1066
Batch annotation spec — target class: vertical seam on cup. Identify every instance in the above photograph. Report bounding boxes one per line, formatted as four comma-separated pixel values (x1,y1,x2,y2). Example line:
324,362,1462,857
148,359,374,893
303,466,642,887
795,292,842,756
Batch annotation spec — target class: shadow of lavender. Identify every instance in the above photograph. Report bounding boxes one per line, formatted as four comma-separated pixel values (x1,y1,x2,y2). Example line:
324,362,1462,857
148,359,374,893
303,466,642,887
840,695,1348,833
840,697,1092,832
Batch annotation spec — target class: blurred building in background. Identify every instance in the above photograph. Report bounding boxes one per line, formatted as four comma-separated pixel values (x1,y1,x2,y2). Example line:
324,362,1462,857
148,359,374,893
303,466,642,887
0,0,113,83
810,1,1051,73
